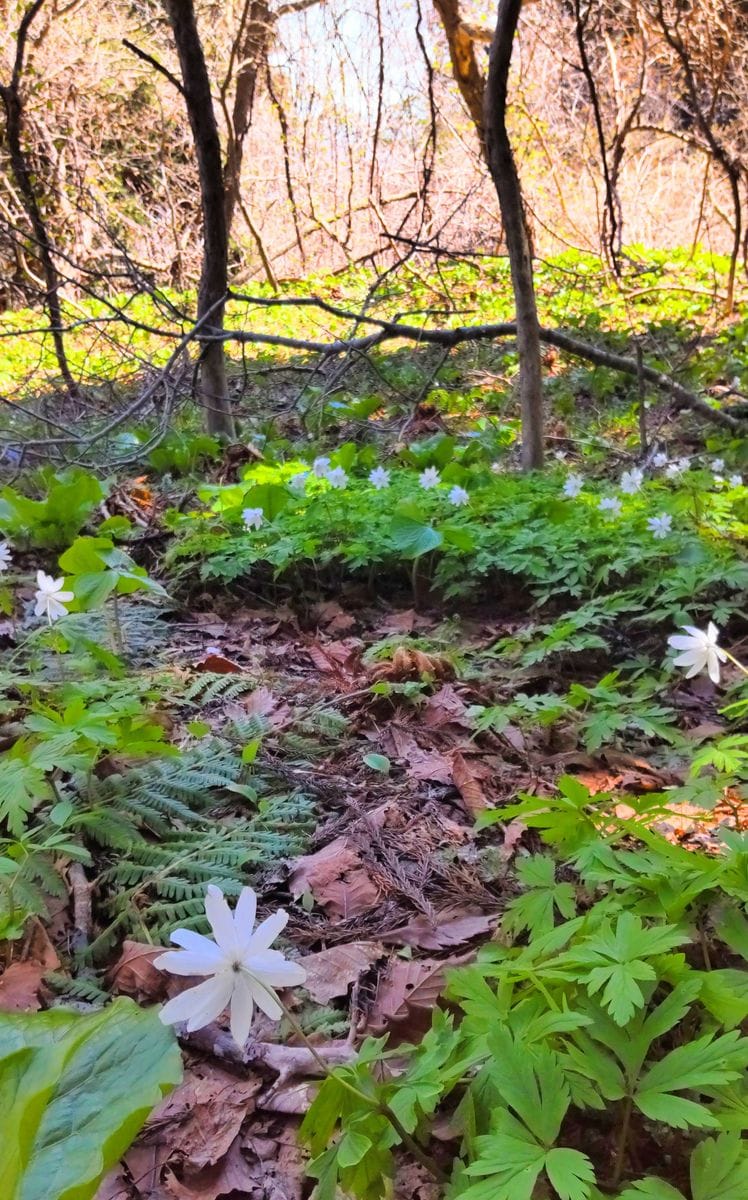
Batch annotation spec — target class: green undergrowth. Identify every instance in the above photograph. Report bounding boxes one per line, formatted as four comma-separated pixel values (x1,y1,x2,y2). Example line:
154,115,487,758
302,778,748,1200
2,246,747,436
167,449,748,616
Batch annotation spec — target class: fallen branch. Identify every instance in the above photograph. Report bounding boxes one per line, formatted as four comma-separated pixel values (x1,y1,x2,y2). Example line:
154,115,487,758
223,294,746,432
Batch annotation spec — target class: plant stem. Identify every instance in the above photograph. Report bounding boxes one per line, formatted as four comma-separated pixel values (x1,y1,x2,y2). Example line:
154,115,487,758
612,1094,633,1188
110,592,125,656
724,649,748,678
276,994,448,1184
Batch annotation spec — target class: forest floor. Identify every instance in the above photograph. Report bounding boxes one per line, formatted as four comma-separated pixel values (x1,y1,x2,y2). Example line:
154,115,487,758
2,248,748,1200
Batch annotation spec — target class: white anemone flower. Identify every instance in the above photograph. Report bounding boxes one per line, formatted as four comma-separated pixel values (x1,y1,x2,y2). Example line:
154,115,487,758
713,474,725,486
598,496,622,518
712,458,725,473
34,571,74,624
156,884,306,1048
620,467,644,495
290,471,309,493
448,484,469,507
0,542,12,573
419,466,440,490
652,451,668,469
326,466,348,489
242,507,264,530
369,466,390,490
729,474,743,488
647,513,672,539
668,622,727,684
563,474,584,498
312,456,331,477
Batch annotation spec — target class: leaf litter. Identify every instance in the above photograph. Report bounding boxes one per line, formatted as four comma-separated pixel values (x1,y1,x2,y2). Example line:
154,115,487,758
2,592,740,1200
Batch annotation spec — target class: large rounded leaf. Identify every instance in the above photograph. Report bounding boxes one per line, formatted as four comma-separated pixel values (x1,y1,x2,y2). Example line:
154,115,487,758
0,998,182,1200
390,505,443,560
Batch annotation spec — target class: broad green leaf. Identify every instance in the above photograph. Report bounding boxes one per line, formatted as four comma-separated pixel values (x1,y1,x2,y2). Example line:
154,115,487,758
390,505,443,559
336,1130,372,1169
0,999,181,1200
242,483,290,522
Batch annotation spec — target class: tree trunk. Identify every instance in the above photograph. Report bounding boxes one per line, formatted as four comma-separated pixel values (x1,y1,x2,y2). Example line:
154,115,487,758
431,0,487,150
223,0,270,236
1,0,78,399
484,0,544,469
162,0,235,438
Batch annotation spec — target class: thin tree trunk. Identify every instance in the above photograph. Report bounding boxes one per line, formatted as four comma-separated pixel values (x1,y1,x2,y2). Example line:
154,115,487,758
1,0,78,399
162,0,235,437
223,0,270,237
484,0,544,469
432,0,487,151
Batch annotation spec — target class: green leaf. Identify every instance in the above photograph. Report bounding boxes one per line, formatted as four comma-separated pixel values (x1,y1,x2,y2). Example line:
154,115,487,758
243,483,290,522
618,1179,686,1200
0,999,182,1200
362,753,390,774
690,1133,748,1200
635,1030,748,1128
567,913,685,1025
336,1129,372,1169
390,504,443,559
544,1147,595,1200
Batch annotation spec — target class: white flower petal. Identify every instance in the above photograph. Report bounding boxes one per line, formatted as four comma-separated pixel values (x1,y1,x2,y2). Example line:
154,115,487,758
153,949,222,976
707,653,721,684
672,650,702,668
247,909,288,955
159,973,233,1031
229,973,255,1047
170,928,223,959
234,887,258,953
205,884,238,952
668,635,699,650
250,953,307,988
251,980,284,1021
707,622,720,644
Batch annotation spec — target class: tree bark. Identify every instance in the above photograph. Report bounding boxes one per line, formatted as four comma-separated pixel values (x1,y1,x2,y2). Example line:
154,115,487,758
431,0,487,151
223,0,270,237
162,0,235,437
484,0,544,469
1,0,78,399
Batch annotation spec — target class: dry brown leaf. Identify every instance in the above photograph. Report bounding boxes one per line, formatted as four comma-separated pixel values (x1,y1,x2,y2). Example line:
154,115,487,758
386,727,453,783
25,921,60,970
93,1168,131,1200
194,651,243,674
258,1079,318,1113
0,962,46,1012
301,940,384,1003
164,1136,256,1200
370,956,466,1035
311,600,356,634
381,910,494,949
288,838,380,919
451,751,488,815
422,683,469,729
137,1063,261,1176
109,941,167,1002
243,686,278,717
499,818,527,861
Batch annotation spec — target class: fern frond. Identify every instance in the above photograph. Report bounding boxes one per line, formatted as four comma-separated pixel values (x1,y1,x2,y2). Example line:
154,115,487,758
182,672,255,705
